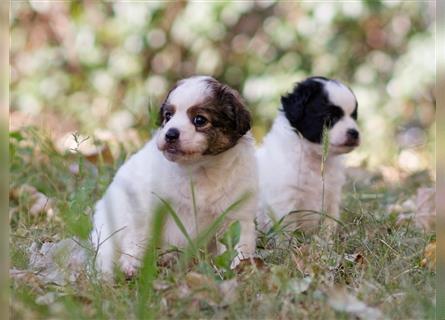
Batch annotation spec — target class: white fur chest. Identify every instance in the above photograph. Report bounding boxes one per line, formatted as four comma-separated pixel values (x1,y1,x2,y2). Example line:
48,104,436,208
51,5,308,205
156,135,257,245
256,115,346,232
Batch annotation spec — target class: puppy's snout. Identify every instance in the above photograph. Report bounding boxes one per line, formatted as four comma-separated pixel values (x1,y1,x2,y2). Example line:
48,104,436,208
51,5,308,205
346,129,359,141
165,128,180,142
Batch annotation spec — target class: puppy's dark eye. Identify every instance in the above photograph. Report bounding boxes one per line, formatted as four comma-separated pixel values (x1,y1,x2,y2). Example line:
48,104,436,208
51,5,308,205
330,115,340,123
164,112,173,122
193,115,208,127
327,106,344,126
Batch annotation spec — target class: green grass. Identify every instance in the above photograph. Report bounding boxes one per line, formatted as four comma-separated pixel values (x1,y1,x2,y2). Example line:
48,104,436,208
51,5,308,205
9,129,435,319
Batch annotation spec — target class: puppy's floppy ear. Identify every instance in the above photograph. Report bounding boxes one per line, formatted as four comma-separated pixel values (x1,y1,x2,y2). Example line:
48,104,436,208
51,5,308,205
281,78,323,124
218,84,251,137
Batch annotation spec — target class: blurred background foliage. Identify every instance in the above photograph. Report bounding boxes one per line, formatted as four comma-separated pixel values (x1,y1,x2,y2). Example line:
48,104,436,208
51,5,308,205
10,0,435,176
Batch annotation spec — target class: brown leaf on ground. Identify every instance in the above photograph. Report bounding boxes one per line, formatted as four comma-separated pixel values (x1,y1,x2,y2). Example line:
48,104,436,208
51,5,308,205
287,276,312,294
182,272,241,307
394,187,435,231
414,188,435,230
328,287,383,320
344,252,366,267
9,269,45,293
84,144,114,165
218,278,238,306
153,280,172,291
184,272,219,306
10,184,57,218
290,244,313,276
421,240,436,271
185,272,216,290
10,111,78,139
27,239,88,285
55,132,114,168
234,257,267,274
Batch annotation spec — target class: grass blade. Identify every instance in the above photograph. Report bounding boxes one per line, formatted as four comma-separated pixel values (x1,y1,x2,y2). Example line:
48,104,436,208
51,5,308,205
189,177,199,238
137,204,167,320
320,124,330,222
152,193,195,251
179,192,250,267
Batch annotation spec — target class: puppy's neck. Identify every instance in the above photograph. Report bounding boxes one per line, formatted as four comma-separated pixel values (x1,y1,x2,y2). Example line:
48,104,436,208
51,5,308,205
273,113,343,168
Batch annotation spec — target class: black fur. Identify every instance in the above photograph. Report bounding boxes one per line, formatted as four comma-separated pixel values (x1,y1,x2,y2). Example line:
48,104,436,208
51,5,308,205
351,101,358,120
281,76,353,144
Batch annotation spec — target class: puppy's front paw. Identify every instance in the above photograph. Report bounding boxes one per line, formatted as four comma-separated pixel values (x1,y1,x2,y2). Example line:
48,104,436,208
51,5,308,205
119,255,141,280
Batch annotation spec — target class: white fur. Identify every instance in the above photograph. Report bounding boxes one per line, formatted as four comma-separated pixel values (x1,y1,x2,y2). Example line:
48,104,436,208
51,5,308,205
91,77,258,277
169,76,212,107
256,113,346,233
256,76,360,235
315,78,356,115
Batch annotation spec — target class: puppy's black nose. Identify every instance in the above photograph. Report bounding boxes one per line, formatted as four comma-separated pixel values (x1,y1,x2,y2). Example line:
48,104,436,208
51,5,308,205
347,129,359,140
165,128,180,142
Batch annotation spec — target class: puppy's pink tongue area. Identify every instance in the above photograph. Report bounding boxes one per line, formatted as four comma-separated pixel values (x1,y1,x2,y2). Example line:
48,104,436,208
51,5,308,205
343,139,360,147
166,147,178,153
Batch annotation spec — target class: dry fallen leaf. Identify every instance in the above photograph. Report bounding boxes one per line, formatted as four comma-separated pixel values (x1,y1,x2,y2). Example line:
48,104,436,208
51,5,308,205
184,272,219,306
391,187,435,231
10,184,57,218
290,244,313,276
27,239,88,285
234,257,267,274
414,188,435,230
10,111,78,140
9,268,45,292
421,240,436,271
287,276,312,294
328,287,383,320
344,252,366,267
218,278,238,306
84,144,114,164
183,272,241,307
56,132,115,165
185,272,215,290
153,280,172,291
35,292,66,305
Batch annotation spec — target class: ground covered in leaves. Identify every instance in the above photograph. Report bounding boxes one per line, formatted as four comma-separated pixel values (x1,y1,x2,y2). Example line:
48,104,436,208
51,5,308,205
10,129,435,319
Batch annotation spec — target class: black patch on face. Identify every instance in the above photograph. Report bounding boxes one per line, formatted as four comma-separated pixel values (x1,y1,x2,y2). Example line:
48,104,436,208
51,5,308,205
351,101,358,120
281,76,348,144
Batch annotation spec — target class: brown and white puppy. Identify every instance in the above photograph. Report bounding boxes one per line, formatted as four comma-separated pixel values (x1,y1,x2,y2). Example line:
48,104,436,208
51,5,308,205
91,76,258,278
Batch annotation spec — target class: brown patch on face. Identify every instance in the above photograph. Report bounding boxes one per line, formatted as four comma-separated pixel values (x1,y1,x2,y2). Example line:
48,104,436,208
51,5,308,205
159,104,175,128
187,79,251,155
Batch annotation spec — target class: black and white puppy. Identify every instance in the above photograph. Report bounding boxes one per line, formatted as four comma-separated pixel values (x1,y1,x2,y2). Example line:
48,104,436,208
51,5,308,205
256,76,360,234
91,76,258,278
